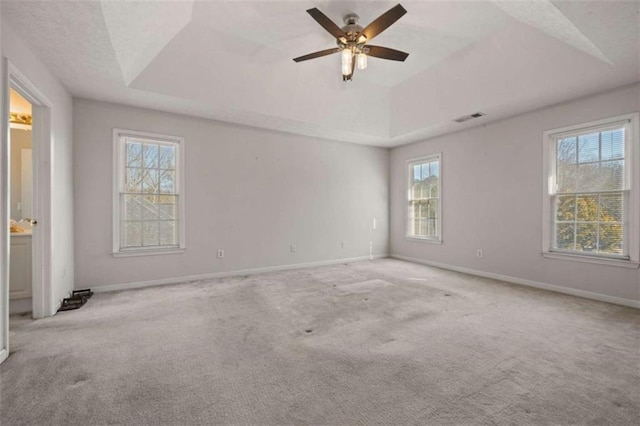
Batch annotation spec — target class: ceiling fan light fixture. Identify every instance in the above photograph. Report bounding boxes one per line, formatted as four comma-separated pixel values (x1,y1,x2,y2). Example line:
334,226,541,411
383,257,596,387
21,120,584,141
341,48,353,75
356,52,367,70
294,4,409,81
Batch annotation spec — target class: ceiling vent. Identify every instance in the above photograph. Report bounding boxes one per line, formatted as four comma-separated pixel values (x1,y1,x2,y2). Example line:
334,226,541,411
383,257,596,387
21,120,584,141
453,112,486,123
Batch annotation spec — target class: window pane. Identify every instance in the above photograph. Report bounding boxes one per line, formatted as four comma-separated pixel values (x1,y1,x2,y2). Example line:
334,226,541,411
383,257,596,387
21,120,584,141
600,160,624,190
419,201,429,218
124,222,142,247
430,181,439,198
159,195,177,220
430,161,439,178
413,165,421,181
159,145,176,170
412,165,421,199
598,224,623,254
411,202,418,219
575,223,598,252
143,144,159,168
555,195,575,221
421,163,429,180
599,193,623,223
557,137,576,165
601,129,624,160
126,142,142,167
576,163,600,192
419,219,427,236
411,218,421,236
427,219,437,238
427,199,438,219
142,169,159,193
159,221,177,246
420,165,429,199
556,165,577,193
124,194,142,221
142,221,159,246
142,195,158,220
576,195,598,222
126,167,142,192
577,133,599,163
555,223,574,250
159,171,175,194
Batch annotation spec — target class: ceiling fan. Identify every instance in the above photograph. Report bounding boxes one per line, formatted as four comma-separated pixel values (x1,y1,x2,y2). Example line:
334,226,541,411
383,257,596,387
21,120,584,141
293,4,409,81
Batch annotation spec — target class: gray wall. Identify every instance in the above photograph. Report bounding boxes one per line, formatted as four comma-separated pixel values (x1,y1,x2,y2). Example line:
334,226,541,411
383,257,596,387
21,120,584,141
2,18,75,314
73,99,389,289
390,83,640,303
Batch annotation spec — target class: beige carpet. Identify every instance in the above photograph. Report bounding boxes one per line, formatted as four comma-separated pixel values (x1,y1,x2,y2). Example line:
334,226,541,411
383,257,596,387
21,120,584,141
1,259,639,425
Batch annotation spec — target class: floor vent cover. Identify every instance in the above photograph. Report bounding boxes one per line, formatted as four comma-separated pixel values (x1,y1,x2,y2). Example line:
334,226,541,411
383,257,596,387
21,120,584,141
58,289,93,312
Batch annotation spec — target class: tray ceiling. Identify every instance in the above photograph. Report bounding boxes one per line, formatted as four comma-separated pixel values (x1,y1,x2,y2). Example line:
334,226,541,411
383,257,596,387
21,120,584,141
3,0,639,147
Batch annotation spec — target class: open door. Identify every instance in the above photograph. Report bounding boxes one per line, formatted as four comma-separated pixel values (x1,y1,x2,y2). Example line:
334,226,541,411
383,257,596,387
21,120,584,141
0,59,54,365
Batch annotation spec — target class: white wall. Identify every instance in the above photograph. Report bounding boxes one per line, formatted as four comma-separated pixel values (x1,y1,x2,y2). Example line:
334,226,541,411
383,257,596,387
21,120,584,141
2,20,74,314
390,84,640,304
73,99,389,289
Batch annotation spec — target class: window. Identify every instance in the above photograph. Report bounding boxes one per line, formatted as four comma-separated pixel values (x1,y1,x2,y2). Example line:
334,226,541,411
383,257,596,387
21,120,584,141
407,154,441,242
543,113,639,267
113,129,185,256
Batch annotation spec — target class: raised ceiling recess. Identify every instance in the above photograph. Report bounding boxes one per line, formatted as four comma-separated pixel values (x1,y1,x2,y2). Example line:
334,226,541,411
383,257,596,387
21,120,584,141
3,1,638,147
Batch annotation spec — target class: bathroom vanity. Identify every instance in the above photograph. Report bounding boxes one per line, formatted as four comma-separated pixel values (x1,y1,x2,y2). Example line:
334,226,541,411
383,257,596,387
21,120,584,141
10,231,32,300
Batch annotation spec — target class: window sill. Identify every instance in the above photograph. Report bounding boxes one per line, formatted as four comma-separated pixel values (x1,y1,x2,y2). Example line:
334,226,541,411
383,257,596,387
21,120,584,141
542,251,639,269
112,248,185,258
405,236,442,245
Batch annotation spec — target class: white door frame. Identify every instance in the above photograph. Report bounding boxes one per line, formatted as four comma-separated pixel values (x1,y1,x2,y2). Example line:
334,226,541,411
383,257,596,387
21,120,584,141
1,59,54,364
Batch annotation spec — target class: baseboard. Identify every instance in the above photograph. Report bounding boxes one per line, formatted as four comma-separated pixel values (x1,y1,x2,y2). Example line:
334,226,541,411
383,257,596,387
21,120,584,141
0,348,7,364
92,254,389,294
391,254,640,309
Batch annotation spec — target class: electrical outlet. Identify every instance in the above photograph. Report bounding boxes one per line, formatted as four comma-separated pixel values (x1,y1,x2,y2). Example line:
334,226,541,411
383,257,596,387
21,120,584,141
217,249,224,258
476,249,483,258
340,241,346,248
291,244,296,253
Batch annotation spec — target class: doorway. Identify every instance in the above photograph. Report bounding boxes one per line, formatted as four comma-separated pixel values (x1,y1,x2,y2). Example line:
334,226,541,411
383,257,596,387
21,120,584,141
8,88,34,315
1,60,54,365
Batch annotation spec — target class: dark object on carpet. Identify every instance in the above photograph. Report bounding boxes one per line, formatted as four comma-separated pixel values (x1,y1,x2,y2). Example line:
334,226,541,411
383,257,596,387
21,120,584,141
58,289,93,312
73,289,94,299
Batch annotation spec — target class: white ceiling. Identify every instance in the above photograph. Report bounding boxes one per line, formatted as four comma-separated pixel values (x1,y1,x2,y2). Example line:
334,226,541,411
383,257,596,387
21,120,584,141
3,0,639,147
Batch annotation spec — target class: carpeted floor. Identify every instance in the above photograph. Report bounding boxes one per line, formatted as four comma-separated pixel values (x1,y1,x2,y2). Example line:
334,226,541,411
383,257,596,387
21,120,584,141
1,259,639,425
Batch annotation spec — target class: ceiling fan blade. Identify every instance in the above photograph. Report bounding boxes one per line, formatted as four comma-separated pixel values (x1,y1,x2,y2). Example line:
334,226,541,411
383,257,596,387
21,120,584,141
360,4,407,42
293,48,341,62
307,8,347,40
365,45,409,61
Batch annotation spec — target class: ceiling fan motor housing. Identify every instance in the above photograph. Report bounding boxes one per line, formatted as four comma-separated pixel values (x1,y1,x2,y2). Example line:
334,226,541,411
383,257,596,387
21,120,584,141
338,13,364,48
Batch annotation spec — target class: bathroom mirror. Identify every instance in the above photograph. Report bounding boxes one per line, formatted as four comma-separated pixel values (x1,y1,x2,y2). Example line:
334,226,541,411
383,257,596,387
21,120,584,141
10,128,32,220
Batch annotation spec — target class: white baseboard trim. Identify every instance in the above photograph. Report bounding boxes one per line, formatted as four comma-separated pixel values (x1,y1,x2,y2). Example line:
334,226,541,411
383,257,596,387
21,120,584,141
0,348,7,364
391,254,640,309
91,254,389,294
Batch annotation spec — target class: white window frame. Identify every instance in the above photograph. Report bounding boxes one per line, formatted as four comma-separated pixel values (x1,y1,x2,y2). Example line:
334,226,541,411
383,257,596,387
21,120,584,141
406,153,442,243
112,128,186,257
542,113,639,269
